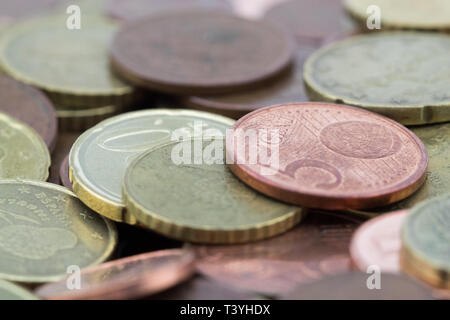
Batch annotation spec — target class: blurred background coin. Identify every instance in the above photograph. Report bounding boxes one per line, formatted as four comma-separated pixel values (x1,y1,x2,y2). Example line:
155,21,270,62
0,76,57,152
36,249,195,300
59,154,72,190
350,210,408,273
106,0,231,22
193,211,360,296
0,180,117,284
345,0,450,31
0,112,50,181
281,273,434,300
56,105,122,132
123,138,303,244
401,195,450,289
0,0,60,28
0,15,137,108
184,44,317,119
0,279,38,300
69,109,234,223
228,102,428,210
304,32,450,125
110,11,293,94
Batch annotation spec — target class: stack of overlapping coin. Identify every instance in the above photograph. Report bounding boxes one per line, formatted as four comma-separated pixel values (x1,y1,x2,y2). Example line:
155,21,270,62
0,0,448,301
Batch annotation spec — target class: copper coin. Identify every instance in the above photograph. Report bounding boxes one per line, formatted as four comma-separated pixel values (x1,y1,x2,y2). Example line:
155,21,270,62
110,11,293,95
281,272,434,300
59,154,72,190
350,210,408,274
227,102,428,210
150,276,255,300
106,0,231,22
184,43,317,119
192,211,360,296
0,76,57,151
0,0,60,26
35,249,195,300
264,0,358,44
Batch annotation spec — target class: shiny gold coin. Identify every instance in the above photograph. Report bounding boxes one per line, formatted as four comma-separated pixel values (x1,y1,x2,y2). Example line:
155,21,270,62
345,0,450,31
0,15,136,108
56,105,121,132
0,280,37,300
401,194,450,289
69,109,234,224
123,138,304,244
0,180,117,284
304,32,450,125
0,112,50,181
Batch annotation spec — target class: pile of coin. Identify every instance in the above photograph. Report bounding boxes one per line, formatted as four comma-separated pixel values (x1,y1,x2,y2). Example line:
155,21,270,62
0,0,448,300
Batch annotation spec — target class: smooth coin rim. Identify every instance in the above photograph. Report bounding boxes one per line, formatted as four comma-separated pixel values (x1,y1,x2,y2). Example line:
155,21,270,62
303,32,450,125
122,138,304,244
0,112,50,181
227,102,429,210
69,109,235,224
0,180,117,283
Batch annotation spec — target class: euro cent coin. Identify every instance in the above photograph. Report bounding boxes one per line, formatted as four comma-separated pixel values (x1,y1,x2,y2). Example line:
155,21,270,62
0,279,38,300
69,109,234,224
0,15,137,108
401,195,450,289
0,76,57,152
123,138,303,244
227,102,428,210
345,0,450,31
303,32,450,125
110,11,293,94
350,210,408,273
0,180,117,283
0,112,50,181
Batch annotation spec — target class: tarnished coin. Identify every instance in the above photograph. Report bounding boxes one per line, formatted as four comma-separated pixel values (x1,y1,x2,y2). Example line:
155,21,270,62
0,180,117,283
69,109,234,223
401,195,450,289
304,32,450,125
227,102,428,210
0,0,60,27
0,280,38,300
123,138,303,244
106,0,230,22
59,155,72,190
0,76,57,151
110,11,293,94
192,211,359,296
36,249,194,300
185,44,317,119
0,15,137,108
56,105,121,133
345,0,450,31
48,133,79,185
0,112,50,181
282,273,433,300
350,210,408,273
264,0,358,44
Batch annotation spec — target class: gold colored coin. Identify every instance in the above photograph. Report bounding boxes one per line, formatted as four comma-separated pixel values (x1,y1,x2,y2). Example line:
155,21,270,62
0,15,136,108
0,180,117,284
345,0,450,31
56,105,121,132
304,32,450,125
401,194,450,289
0,280,37,300
69,109,234,224
0,112,50,181
123,139,304,244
